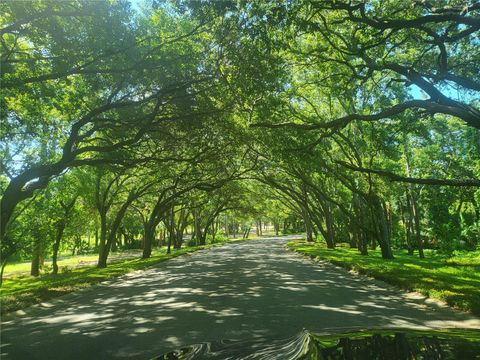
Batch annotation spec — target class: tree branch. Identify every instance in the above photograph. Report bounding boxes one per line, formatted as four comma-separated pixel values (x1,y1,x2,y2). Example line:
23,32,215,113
336,160,480,187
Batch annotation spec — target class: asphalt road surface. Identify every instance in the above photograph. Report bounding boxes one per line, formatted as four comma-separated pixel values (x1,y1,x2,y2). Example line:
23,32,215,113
2,236,479,359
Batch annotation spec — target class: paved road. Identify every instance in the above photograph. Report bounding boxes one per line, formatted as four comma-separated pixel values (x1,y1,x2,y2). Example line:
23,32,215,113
1,237,479,359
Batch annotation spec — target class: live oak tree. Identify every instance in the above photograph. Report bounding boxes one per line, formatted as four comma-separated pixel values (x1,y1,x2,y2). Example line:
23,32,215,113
1,0,219,247
248,0,480,131
1,0,479,285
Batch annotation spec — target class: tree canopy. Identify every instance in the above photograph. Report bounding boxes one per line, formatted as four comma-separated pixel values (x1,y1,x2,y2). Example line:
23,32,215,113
1,0,479,284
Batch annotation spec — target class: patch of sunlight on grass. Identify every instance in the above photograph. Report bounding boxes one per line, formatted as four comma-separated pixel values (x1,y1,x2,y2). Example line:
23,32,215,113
4,253,107,276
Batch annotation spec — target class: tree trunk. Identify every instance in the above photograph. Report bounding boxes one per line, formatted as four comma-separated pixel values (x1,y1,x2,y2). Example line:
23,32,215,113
406,217,414,255
174,231,182,249
370,193,394,259
111,236,118,252
211,219,219,242
95,226,99,248
143,199,170,259
97,211,108,267
402,194,414,255
167,227,174,254
143,223,155,259
353,193,368,255
174,209,188,249
405,187,424,258
257,220,263,236
161,228,166,246
167,235,172,254
0,241,17,285
193,209,202,245
302,205,314,242
199,229,207,246
52,222,66,275
1,169,52,244
98,193,135,267
310,213,329,243
411,191,424,259
324,203,336,248
404,142,424,259
224,215,229,238
0,256,10,287
31,235,41,277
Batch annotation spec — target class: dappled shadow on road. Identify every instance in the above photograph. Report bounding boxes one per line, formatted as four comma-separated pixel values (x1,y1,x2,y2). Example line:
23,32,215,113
2,236,479,360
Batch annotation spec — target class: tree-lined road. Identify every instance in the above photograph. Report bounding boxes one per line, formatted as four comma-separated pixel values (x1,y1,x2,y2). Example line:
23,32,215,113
2,237,479,359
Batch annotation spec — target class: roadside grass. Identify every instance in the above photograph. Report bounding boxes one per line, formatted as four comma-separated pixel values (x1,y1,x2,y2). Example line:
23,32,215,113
311,328,480,346
309,328,480,358
445,250,480,266
288,241,480,316
3,252,133,277
0,243,226,315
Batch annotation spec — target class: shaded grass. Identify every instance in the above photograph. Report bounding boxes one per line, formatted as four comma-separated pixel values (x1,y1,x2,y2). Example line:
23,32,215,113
310,328,480,359
288,241,480,316
311,328,480,346
0,243,226,315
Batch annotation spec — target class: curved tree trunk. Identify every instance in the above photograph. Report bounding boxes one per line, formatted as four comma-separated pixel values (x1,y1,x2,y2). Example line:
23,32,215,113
52,224,65,275
369,192,394,259
301,205,314,242
142,223,157,259
0,257,10,287
322,202,336,249
98,192,137,268
52,197,77,274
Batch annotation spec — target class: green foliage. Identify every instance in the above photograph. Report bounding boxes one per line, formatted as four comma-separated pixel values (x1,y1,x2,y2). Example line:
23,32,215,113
1,0,479,324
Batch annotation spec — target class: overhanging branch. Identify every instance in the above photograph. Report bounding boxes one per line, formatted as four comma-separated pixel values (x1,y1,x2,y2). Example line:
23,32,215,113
250,100,460,131
336,160,480,187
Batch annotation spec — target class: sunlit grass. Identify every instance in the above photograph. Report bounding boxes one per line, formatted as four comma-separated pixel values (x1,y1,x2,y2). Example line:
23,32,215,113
4,251,139,277
3,246,185,277
288,241,480,316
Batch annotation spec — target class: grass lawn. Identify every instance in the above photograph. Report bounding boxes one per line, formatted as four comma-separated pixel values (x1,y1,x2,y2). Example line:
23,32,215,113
0,242,229,315
311,328,480,346
288,241,480,316
3,251,136,277
310,328,480,358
